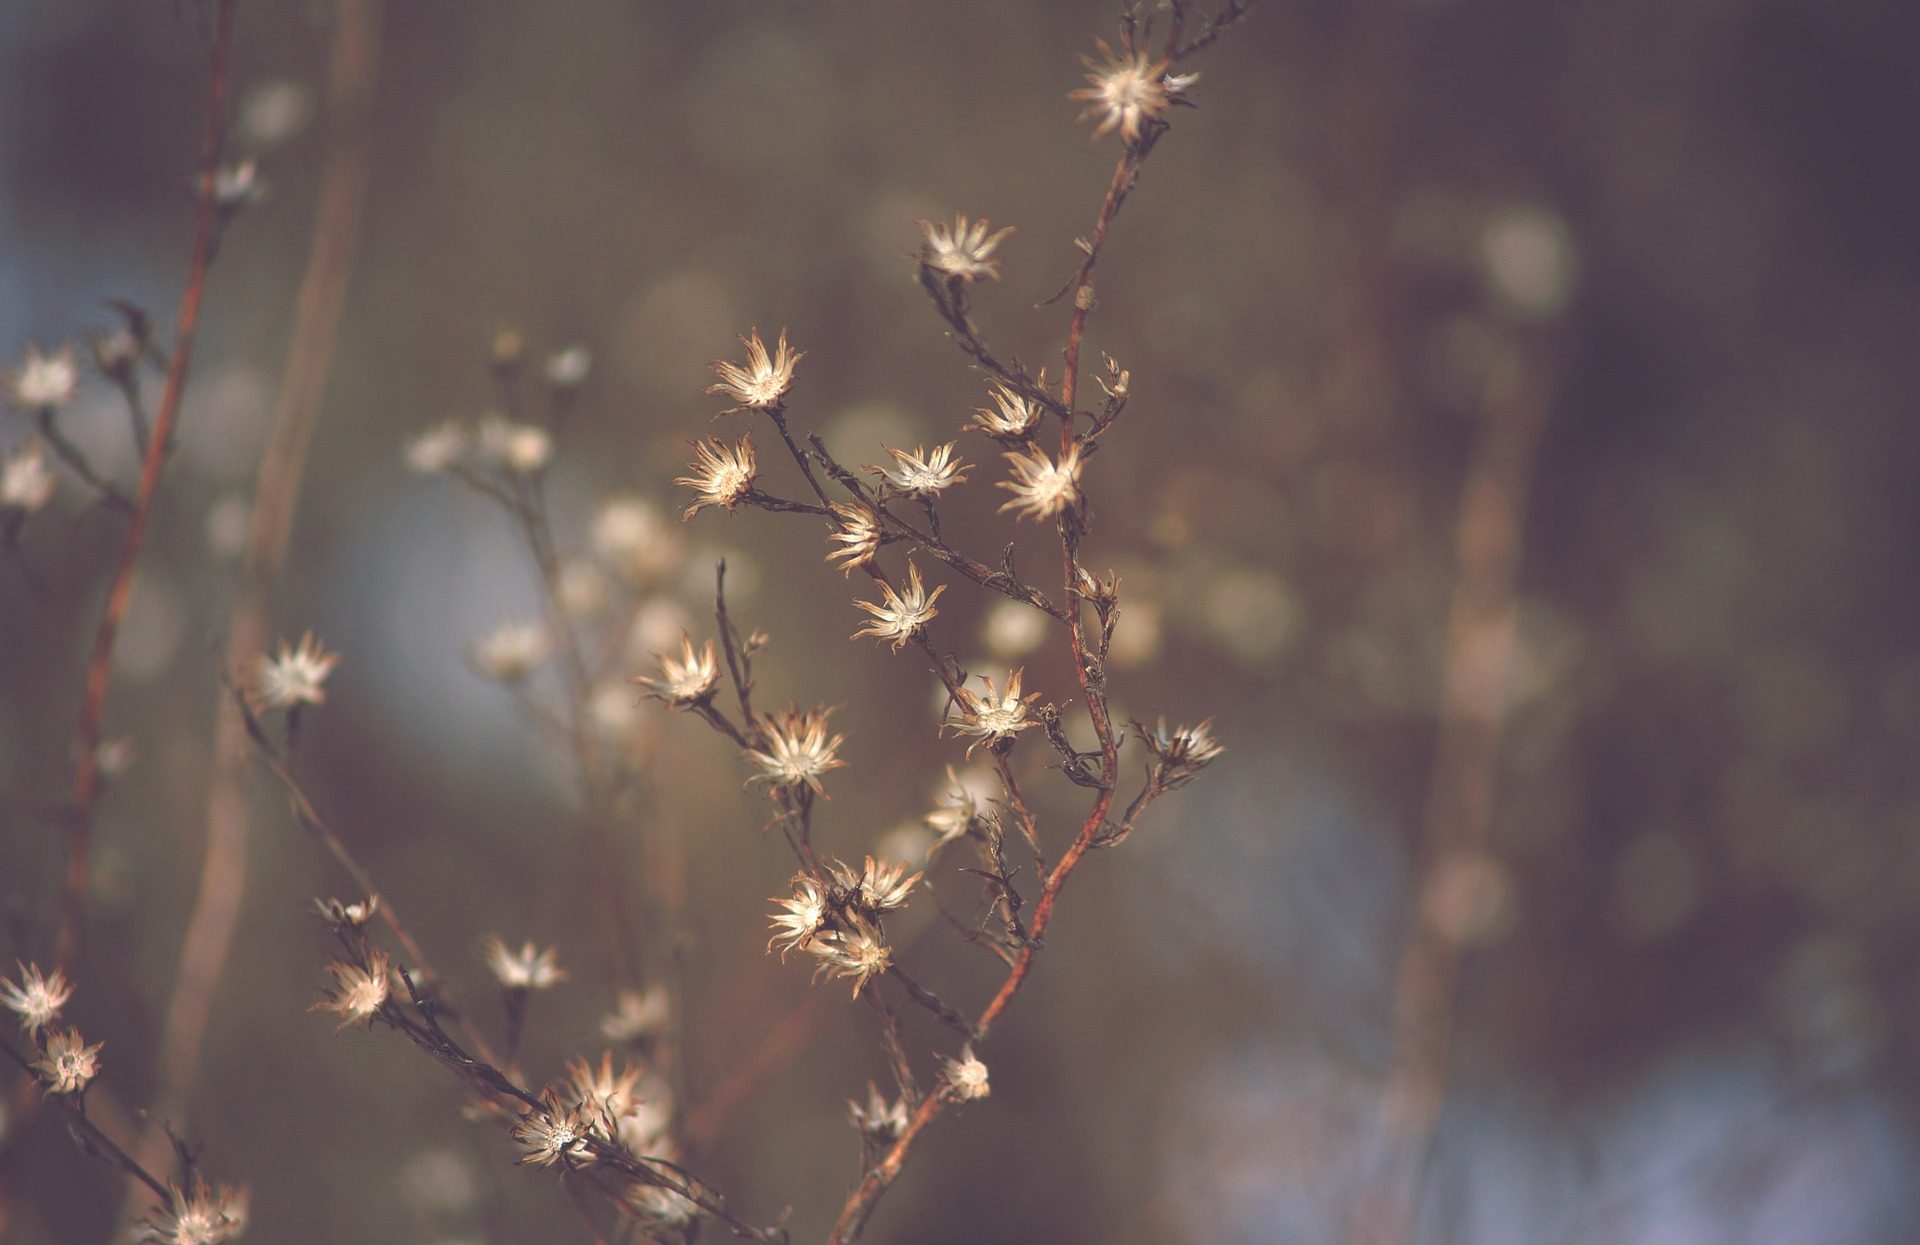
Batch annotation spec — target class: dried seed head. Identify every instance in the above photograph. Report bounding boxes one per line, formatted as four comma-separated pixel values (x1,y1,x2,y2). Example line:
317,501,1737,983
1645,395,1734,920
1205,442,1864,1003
482,937,566,991
140,1176,250,1245
806,913,893,997
313,950,391,1032
253,631,339,710
746,706,847,796
997,445,1083,521
942,1046,990,1101
565,1051,645,1122
918,213,1014,282
925,765,989,851
969,383,1044,441
1136,716,1224,789
945,669,1043,754
313,895,379,933
848,1082,910,1138
1070,38,1195,143
600,986,672,1044
826,502,885,575
33,1027,103,1095
768,874,830,959
2,963,73,1035
708,327,802,409
870,442,969,497
852,561,946,652
829,855,922,915
511,1090,597,1167
5,343,78,410
0,442,57,513
634,634,721,706
674,434,758,518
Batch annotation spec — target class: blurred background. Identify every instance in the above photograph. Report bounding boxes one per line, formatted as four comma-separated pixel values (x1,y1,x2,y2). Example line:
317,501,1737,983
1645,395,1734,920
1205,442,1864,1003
3,0,1919,1241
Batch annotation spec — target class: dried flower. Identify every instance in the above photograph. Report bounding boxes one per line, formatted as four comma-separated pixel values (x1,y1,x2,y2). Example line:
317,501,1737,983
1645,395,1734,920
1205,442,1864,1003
848,1082,909,1138
404,419,471,474
870,442,968,497
997,444,1082,521
944,669,1042,754
635,634,721,705
674,434,757,518
969,382,1044,441
566,1051,644,1122
470,621,551,683
746,706,846,796
6,344,78,409
600,986,671,1044
140,1177,250,1245
919,213,1014,282
1137,717,1224,788
830,855,922,914
593,496,683,582
313,950,391,1032
853,561,946,651
1,442,57,512
211,158,265,211
313,895,379,933
768,874,829,959
826,502,885,575
477,414,552,474
1071,39,1195,143
942,1046,990,1100
512,1090,597,1167
544,344,592,389
2,963,73,1035
925,766,986,850
483,937,566,991
806,913,892,996
708,328,802,409
253,631,339,710
34,1027,102,1095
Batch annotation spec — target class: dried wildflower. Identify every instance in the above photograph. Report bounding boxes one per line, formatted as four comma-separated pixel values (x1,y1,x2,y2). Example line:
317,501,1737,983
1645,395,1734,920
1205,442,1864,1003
1071,39,1196,143
404,419,471,474
848,1082,910,1138
1137,717,1224,788
253,631,339,710
593,496,683,582
600,986,671,1044
871,442,969,497
919,213,1013,282
807,913,892,997
1,442,57,512
483,937,566,991
767,874,829,958
708,327,802,409
6,344,78,409
635,634,721,705
544,344,592,389
470,621,551,683
925,766,984,850
674,434,757,518
34,1027,102,1095
566,1051,644,1122
2,963,73,1035
211,158,266,211
826,501,885,575
512,1090,596,1167
969,382,1044,441
313,895,378,932
942,1046,990,1100
746,706,846,795
853,561,946,652
997,444,1082,521
830,855,922,914
945,669,1042,754
478,414,552,474
313,950,391,1032
140,1177,250,1245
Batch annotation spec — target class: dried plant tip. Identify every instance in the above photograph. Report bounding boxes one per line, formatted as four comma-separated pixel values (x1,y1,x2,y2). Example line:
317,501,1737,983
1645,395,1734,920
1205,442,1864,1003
806,913,893,997
0,441,57,513
969,383,1044,441
477,413,553,474
600,986,672,1044
3,964,73,1036
849,1082,910,1138
942,1046,990,1101
403,419,471,474
140,1176,250,1245
945,669,1043,754
312,895,379,932
482,937,566,991
313,949,391,1032
470,621,551,683
253,631,339,710
5,343,78,409
512,1090,597,1167
853,561,946,652
1076,565,1122,608
925,765,986,851
826,502,885,575
918,213,1014,282
674,434,758,518
746,705,847,796
829,855,923,914
1137,716,1224,787
1097,353,1130,400
34,1026,103,1095
768,874,829,959
1070,38,1196,143
565,1050,645,1122
997,445,1083,521
870,442,969,497
707,327,802,409
635,634,721,705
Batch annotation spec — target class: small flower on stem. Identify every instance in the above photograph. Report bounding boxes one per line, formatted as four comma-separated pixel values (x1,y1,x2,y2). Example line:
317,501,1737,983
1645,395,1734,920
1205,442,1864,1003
830,855,922,914
2,963,73,1035
942,1046,990,1101
253,631,339,710
313,895,379,933
708,328,801,410
1,442,57,513
512,1089,597,1168
634,634,721,706
870,442,968,497
140,1177,250,1245
969,382,1044,441
313,950,391,1032
807,913,892,997
848,1082,910,1139
945,669,1043,754
6,343,79,409
925,766,986,850
768,874,829,959
1137,717,1224,788
853,561,946,652
565,1051,645,1122
997,445,1083,521
919,213,1013,282
34,1027,103,1095
826,502,885,575
674,434,758,518
1071,38,1196,143
470,621,551,683
600,986,671,1044
745,706,846,796
483,938,566,991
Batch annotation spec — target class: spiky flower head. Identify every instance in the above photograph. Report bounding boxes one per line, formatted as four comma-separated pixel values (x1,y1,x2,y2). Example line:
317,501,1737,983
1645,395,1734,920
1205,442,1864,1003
942,1046,990,1100
470,621,551,683
826,502,885,575
35,1027,103,1095
600,986,671,1044
997,444,1083,522
945,669,1043,754
313,950,391,1032
404,419,471,474
6,343,78,409
829,855,922,914
253,631,339,710
674,434,757,518
1,442,57,512
806,913,892,997
849,1082,910,1139
512,1089,597,1167
708,328,802,409
969,383,1044,441
925,766,985,850
483,938,566,991
871,442,968,497
1137,717,1224,788
853,561,946,652
2,963,72,1035
565,1051,645,1123
313,895,379,933
767,873,829,959
1070,38,1196,143
140,1177,250,1245
635,634,720,705
746,705,846,796
919,213,1014,282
